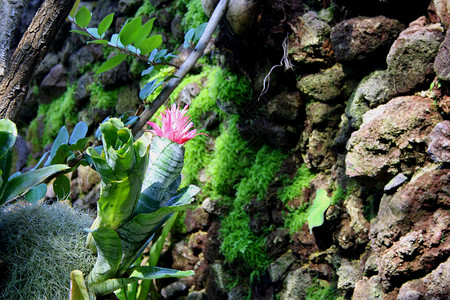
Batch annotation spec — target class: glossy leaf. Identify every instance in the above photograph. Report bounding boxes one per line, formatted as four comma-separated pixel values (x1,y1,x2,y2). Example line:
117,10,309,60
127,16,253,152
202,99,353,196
88,40,109,45
87,28,100,39
70,270,90,300
139,79,163,100
69,0,81,19
70,29,91,37
141,66,154,76
307,189,331,234
154,49,168,61
75,6,91,28
183,28,195,48
24,183,47,203
98,13,115,37
193,23,207,42
0,119,17,160
96,54,127,75
87,227,122,284
118,17,142,46
69,137,89,152
69,121,88,145
45,126,69,166
138,35,162,56
49,144,70,165
134,18,156,47
1,164,69,204
53,175,71,199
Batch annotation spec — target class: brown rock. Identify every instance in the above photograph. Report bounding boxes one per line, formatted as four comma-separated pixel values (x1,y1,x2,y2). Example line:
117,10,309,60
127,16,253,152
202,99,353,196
172,241,199,271
184,207,211,233
434,29,450,82
427,120,450,163
353,276,384,300
428,0,450,29
346,96,443,186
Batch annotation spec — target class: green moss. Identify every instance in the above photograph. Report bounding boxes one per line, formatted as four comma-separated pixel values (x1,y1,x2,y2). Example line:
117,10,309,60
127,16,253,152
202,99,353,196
182,134,210,187
209,67,252,106
135,0,157,17
29,85,78,150
88,81,119,110
0,203,95,300
179,0,209,33
219,145,287,275
305,278,339,300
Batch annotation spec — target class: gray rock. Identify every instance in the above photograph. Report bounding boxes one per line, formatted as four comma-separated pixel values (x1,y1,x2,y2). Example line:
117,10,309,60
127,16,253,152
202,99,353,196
397,257,450,299
279,268,313,300
304,128,337,172
353,276,384,300
346,96,443,186
210,263,231,295
331,16,405,64
345,70,396,130
337,259,362,291
427,120,450,163
74,72,95,104
118,0,142,15
297,64,356,103
428,0,450,30
39,64,67,104
268,250,296,282
116,84,140,115
69,45,103,80
264,91,302,124
187,290,207,300
228,285,248,300
34,53,60,83
434,29,450,82
387,17,445,94
383,173,408,193
288,11,333,66
161,281,188,299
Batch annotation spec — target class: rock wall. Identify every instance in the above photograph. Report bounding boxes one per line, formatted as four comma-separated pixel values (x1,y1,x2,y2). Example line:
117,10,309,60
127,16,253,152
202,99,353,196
12,0,450,299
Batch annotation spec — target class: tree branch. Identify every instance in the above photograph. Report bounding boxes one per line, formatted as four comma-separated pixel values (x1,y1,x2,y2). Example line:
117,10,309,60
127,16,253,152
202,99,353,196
132,0,229,136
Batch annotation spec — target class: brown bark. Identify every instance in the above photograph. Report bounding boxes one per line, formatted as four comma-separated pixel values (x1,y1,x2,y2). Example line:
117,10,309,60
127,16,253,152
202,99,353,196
0,0,75,122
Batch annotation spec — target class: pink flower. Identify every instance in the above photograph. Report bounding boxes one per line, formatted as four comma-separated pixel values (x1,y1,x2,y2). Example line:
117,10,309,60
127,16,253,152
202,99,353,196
146,104,207,145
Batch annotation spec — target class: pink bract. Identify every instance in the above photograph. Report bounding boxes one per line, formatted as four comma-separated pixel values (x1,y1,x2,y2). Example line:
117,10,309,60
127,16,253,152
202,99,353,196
146,104,206,145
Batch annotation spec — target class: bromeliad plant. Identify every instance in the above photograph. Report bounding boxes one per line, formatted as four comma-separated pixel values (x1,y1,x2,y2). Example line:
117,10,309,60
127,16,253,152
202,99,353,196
72,105,204,298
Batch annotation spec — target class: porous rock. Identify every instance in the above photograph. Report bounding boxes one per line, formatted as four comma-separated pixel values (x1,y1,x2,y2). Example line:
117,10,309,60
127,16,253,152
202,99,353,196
39,64,67,104
428,0,450,29
369,165,450,291
264,91,302,124
288,11,333,66
279,267,313,300
268,250,296,282
352,276,384,300
434,29,450,82
427,120,450,163
337,258,362,291
346,96,443,186
387,17,445,94
331,16,405,64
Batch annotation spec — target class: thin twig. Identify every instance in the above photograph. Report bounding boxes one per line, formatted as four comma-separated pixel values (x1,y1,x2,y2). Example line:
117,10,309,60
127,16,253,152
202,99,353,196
131,0,230,136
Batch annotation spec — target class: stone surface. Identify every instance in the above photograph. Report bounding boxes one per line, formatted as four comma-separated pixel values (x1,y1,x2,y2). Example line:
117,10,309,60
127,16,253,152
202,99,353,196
331,16,405,64
337,195,370,251
268,250,296,282
345,70,396,130
427,121,450,163
397,257,450,299
161,281,188,299
383,173,408,193
352,276,384,300
265,229,290,258
118,0,142,15
99,53,132,87
172,241,199,271
39,64,67,104
387,17,445,94
279,267,313,300
297,64,357,103
184,207,211,233
434,29,450,82
68,45,103,81
336,259,362,291
34,53,60,83
76,165,101,194
369,165,450,291
264,91,302,124
303,128,337,172
428,0,450,29
74,72,95,104
346,96,443,186
115,84,140,115
288,11,333,66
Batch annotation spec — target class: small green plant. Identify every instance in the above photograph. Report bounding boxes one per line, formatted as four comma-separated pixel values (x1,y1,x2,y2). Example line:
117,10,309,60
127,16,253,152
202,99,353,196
307,189,331,233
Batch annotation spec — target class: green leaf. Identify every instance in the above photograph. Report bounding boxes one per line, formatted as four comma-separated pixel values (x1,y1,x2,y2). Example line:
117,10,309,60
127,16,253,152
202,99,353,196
70,29,91,37
87,227,122,284
137,35,162,56
89,278,140,296
139,79,163,100
96,54,127,75
134,18,156,47
50,144,70,165
0,119,17,160
24,183,47,203
1,164,69,204
53,175,71,199
193,23,207,42
183,28,195,48
118,17,142,46
69,0,81,18
70,270,90,300
98,13,115,37
86,28,100,39
69,121,88,145
45,126,69,166
88,40,109,45
74,6,91,28
68,137,89,152
307,189,331,234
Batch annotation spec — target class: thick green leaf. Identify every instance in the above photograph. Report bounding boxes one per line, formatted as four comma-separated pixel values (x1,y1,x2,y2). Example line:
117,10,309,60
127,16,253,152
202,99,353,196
69,0,81,18
45,126,69,166
24,183,47,203
50,144,70,165
87,28,100,39
70,29,91,37
69,121,88,145
134,18,156,47
87,40,109,45
183,28,195,48
70,270,90,300
98,13,115,37
89,278,140,296
87,227,122,284
137,35,162,56
0,151,12,200
53,175,71,199
1,164,69,204
193,23,207,42
0,119,17,160
96,54,127,75
118,17,142,46
69,137,89,152
139,79,163,100
307,189,331,234
74,6,91,28
130,266,194,280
